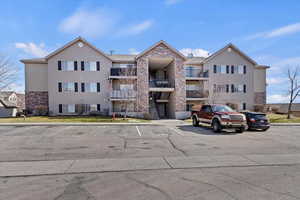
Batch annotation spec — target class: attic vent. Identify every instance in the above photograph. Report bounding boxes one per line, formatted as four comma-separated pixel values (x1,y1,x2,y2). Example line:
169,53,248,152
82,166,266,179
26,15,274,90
78,42,84,48
227,47,232,52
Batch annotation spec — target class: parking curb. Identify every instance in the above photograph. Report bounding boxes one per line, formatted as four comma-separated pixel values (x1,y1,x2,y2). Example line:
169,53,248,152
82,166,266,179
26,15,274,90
0,123,159,126
271,123,300,126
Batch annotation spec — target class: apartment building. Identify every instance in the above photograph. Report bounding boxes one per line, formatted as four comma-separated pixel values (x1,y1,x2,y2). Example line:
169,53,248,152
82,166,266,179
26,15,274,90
21,37,269,119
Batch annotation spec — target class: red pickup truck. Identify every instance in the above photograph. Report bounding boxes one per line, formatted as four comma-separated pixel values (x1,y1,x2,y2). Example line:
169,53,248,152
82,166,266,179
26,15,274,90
191,104,247,133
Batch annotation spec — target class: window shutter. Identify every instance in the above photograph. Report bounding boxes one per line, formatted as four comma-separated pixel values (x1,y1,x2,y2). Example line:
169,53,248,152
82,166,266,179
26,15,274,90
213,65,217,73
97,83,100,92
74,82,78,92
231,65,234,74
97,104,101,111
226,84,229,93
243,84,246,93
58,61,62,71
231,84,234,93
96,61,100,71
243,103,246,110
58,82,62,92
243,65,246,74
81,61,85,71
81,83,85,92
226,65,230,74
74,61,78,71
59,104,62,113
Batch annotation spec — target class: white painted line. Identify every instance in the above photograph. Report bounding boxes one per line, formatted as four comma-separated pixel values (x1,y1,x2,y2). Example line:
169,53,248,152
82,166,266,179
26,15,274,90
170,127,184,136
136,126,142,136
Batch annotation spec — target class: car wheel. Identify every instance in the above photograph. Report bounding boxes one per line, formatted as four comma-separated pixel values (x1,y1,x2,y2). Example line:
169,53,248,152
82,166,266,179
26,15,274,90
262,127,269,132
192,117,199,127
212,119,221,133
236,127,245,133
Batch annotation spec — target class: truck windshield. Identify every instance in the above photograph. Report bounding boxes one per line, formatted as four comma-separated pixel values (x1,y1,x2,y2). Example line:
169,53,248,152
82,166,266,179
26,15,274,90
212,105,234,112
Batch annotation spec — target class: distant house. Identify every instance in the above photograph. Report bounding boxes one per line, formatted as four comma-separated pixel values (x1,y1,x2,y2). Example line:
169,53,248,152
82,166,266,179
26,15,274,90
267,103,300,117
0,92,25,117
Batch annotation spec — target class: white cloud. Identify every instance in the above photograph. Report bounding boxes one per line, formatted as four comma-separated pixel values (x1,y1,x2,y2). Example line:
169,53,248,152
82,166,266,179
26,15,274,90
267,94,290,103
15,42,48,57
180,48,209,57
246,22,300,40
165,0,183,5
128,48,140,55
266,77,287,85
59,7,119,38
5,83,25,93
118,20,154,36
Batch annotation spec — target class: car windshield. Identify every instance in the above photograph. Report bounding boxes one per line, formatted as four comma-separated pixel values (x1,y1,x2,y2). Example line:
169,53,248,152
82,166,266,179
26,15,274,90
212,105,234,112
252,114,267,119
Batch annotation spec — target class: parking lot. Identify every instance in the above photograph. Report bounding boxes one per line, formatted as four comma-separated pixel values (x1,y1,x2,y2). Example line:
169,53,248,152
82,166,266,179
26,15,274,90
1,124,300,199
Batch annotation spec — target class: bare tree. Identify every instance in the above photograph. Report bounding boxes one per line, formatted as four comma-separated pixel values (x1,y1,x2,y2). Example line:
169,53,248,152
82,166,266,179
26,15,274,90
0,54,17,91
287,67,300,119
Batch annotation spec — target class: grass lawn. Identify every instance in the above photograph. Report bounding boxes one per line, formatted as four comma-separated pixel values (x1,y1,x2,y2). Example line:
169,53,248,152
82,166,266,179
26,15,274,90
0,116,149,123
267,113,300,123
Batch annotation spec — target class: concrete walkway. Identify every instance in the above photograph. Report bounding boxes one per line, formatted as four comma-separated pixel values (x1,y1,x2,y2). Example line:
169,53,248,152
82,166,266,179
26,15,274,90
1,154,300,177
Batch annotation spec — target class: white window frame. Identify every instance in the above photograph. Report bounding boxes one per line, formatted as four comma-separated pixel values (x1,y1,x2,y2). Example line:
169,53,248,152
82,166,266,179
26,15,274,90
85,61,97,71
220,65,226,74
63,82,75,92
90,104,98,111
67,104,75,113
85,83,97,92
62,61,75,71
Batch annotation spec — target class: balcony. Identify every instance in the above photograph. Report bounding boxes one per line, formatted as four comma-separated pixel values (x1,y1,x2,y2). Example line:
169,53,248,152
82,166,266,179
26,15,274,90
185,69,209,80
110,90,137,101
186,90,209,101
109,68,137,79
149,80,175,92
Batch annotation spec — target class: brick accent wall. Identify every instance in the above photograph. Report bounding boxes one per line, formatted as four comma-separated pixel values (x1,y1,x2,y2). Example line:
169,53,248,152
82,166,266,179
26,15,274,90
254,92,266,105
136,43,186,115
25,91,49,112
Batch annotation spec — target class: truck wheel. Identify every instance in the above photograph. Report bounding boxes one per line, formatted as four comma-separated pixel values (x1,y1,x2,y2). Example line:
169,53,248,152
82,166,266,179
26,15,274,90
192,117,199,127
236,127,245,133
212,119,221,133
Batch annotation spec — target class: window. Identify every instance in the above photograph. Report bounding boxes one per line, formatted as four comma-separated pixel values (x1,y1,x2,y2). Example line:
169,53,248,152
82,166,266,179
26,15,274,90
62,82,75,92
201,105,212,112
186,84,200,91
84,82,100,92
120,84,134,90
119,64,136,68
60,61,75,71
213,84,227,93
220,65,226,74
231,84,245,93
90,104,98,111
67,104,75,113
59,104,62,113
233,65,244,74
84,61,100,71
213,65,227,74
242,103,247,110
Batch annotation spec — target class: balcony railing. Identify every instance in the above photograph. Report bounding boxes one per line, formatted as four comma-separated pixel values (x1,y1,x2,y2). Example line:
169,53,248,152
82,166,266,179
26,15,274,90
110,68,137,76
185,69,209,78
149,80,174,88
186,90,209,98
110,90,137,99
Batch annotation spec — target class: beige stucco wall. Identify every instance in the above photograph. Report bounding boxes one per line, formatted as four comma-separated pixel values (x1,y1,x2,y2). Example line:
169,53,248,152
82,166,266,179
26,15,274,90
47,41,112,115
204,48,256,110
25,63,48,92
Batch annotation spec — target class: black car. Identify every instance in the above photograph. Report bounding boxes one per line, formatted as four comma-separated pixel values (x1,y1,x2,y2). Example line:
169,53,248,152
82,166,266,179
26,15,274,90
241,112,270,131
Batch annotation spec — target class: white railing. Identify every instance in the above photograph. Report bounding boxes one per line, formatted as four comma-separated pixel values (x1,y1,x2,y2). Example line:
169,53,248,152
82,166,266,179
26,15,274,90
110,90,137,99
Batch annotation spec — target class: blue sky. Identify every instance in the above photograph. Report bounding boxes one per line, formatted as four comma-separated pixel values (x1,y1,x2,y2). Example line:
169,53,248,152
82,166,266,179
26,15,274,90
1,0,300,103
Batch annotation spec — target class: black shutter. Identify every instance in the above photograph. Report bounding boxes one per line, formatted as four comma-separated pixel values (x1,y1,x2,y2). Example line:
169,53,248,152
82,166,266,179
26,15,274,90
231,65,234,74
74,82,78,92
97,83,100,92
243,65,246,74
81,61,85,71
96,61,100,71
81,83,85,92
226,84,229,93
59,104,62,113
226,65,230,74
58,82,62,92
58,61,62,71
97,104,101,111
213,65,217,73
231,84,234,93
74,61,78,71
243,84,246,93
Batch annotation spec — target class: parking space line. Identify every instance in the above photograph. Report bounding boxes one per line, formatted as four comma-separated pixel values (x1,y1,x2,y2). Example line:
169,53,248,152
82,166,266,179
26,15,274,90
169,127,184,136
136,126,142,136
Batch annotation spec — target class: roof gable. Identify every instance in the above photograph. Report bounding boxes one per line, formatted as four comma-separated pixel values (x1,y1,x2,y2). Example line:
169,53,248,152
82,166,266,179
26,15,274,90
45,37,112,61
136,40,187,60
204,43,257,65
